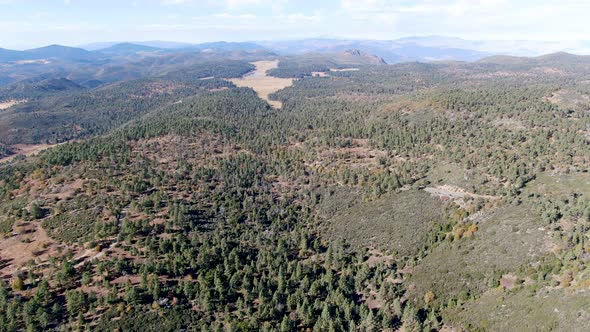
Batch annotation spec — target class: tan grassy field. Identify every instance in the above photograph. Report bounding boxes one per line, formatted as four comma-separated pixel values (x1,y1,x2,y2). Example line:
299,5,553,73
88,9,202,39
229,60,293,108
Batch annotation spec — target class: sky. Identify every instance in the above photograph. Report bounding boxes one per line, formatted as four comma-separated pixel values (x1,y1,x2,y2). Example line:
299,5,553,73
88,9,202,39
0,0,589,49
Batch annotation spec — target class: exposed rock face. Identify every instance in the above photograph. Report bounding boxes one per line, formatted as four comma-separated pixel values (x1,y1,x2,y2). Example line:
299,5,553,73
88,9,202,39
343,49,387,64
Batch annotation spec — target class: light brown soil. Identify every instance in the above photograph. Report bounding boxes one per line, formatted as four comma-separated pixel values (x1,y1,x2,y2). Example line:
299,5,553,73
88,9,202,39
0,99,26,110
500,274,518,290
14,60,50,65
0,143,62,164
311,71,329,77
330,68,359,72
45,179,84,200
365,249,394,267
309,68,359,78
424,185,499,200
0,221,58,278
111,275,141,285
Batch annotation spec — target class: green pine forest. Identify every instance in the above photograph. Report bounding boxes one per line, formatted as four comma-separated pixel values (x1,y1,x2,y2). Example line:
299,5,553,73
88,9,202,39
0,52,589,331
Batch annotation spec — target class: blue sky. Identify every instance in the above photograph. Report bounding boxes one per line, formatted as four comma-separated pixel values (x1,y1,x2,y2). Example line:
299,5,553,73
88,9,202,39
0,0,588,49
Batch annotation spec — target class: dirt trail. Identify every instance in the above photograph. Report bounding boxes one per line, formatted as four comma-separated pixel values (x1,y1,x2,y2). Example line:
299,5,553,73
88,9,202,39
229,60,293,108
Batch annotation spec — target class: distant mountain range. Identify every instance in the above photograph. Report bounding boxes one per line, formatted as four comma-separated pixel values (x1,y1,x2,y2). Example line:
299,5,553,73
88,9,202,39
81,40,195,51
80,36,590,62
256,38,489,63
0,42,277,63
255,36,590,62
0,44,101,62
97,42,165,56
2,36,590,65
477,51,590,66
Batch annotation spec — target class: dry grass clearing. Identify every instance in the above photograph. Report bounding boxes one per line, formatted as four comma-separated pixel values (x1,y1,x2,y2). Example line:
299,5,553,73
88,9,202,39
444,288,590,331
524,172,590,197
0,99,26,111
545,89,590,110
321,190,446,255
229,60,293,108
409,205,549,302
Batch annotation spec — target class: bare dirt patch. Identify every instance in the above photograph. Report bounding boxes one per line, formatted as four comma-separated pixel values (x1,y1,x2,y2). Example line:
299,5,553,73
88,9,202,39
365,249,394,267
0,143,62,164
309,68,359,78
311,71,329,77
0,99,26,111
424,185,501,210
74,241,118,268
424,185,500,201
500,274,518,290
330,68,359,72
0,222,58,279
45,178,84,200
229,60,294,108
13,59,50,65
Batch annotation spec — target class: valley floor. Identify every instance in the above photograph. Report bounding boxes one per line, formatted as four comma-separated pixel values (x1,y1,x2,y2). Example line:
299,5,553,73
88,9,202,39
229,60,294,108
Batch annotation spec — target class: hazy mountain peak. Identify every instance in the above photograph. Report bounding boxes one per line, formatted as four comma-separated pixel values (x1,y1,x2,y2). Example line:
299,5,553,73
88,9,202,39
25,44,98,61
342,49,387,64
97,43,164,56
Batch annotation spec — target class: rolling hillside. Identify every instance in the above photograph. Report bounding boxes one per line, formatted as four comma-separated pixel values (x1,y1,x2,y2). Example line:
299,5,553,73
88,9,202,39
0,50,589,331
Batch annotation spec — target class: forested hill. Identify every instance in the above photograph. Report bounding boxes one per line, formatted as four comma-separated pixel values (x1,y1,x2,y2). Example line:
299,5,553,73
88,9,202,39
0,52,589,331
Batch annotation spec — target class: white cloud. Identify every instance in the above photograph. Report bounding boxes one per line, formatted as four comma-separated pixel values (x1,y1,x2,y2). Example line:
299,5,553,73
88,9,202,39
2,0,590,50
284,12,321,24
341,0,379,11
213,13,257,20
334,0,590,41
225,0,264,7
375,12,399,26
160,0,192,5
